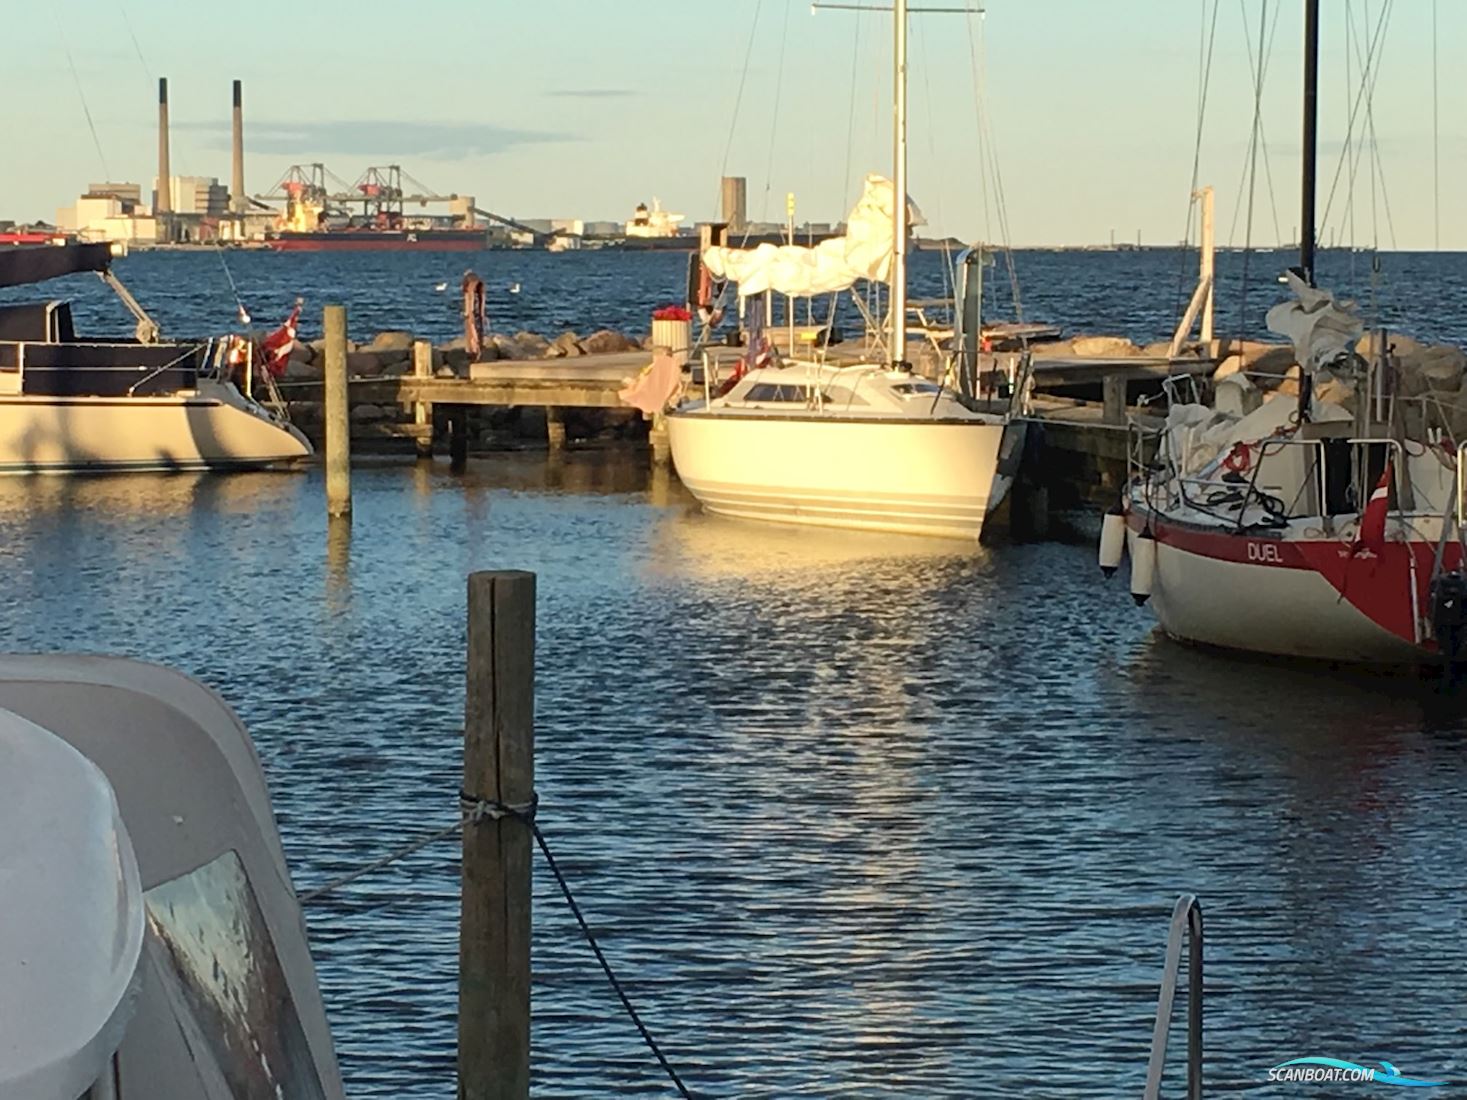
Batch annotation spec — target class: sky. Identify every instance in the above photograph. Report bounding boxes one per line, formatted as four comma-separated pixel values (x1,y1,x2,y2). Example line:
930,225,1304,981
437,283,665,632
2,0,1461,248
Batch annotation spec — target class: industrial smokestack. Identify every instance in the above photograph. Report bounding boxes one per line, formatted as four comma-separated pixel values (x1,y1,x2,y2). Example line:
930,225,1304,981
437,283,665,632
156,77,172,223
231,80,246,215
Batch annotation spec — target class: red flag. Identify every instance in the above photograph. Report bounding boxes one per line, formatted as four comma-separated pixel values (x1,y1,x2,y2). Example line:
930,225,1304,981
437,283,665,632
258,301,301,378
1352,461,1393,556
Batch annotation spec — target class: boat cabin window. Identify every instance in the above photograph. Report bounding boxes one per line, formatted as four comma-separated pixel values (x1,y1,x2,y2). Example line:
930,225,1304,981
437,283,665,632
890,381,942,397
743,382,812,403
822,386,868,407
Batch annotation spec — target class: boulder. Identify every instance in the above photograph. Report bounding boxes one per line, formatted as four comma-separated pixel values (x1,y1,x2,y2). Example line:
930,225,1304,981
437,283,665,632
349,403,388,423
1276,364,1303,397
282,357,319,382
513,331,551,358
435,365,459,379
1314,375,1357,413
369,330,415,352
581,329,636,355
288,341,316,365
1072,335,1140,358
1142,341,1179,360
1400,345,1466,396
547,331,584,358
379,359,411,378
1212,354,1244,382
346,350,384,378
1357,331,1426,361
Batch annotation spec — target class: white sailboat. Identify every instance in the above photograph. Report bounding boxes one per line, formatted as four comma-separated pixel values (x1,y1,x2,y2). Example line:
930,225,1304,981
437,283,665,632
666,0,1025,540
0,243,311,474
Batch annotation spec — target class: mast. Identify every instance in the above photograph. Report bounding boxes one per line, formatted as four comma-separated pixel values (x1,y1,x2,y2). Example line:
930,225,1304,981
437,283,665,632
1300,0,1319,285
891,0,909,367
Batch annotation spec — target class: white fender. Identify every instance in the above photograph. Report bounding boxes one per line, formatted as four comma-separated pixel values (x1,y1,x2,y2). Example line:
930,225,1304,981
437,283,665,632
1131,529,1157,605
1099,509,1126,577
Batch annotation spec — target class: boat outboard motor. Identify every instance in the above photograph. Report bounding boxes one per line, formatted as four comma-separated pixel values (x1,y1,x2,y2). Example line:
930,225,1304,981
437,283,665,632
1431,571,1467,666
1130,529,1157,605
1098,506,1126,577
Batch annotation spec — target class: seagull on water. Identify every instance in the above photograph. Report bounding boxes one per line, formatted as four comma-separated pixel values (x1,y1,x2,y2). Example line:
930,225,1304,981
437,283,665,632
434,281,448,292
508,282,521,294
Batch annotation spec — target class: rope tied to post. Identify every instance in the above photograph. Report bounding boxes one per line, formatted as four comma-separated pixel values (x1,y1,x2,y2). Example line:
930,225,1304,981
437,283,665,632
300,786,696,1098
459,789,538,824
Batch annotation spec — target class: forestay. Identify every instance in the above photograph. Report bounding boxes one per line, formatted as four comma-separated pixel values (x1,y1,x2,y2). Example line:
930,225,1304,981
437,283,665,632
702,174,924,298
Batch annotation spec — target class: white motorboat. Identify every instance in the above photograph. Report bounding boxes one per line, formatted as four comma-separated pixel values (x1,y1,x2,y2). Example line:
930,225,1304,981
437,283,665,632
0,242,311,473
0,655,342,1097
665,0,1025,541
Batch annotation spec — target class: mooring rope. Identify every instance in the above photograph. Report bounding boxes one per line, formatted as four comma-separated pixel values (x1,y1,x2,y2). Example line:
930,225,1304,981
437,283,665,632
298,792,695,1098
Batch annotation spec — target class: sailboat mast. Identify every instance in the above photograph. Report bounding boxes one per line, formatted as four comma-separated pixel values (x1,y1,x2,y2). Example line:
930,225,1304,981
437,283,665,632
1300,0,1319,285
891,0,909,367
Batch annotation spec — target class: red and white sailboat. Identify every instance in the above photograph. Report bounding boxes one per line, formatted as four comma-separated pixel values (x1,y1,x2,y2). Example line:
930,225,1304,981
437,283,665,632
1102,0,1467,665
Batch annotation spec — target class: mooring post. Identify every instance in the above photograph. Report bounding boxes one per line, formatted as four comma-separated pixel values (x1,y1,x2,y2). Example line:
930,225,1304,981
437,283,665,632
449,407,469,473
323,304,352,518
412,339,433,460
1102,373,1127,427
649,411,671,466
460,571,535,1100
546,407,566,451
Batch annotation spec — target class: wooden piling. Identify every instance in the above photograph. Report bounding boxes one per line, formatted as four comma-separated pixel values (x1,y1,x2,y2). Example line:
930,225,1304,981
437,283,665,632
460,570,536,1100
323,305,352,517
413,339,433,460
546,407,566,450
1102,373,1128,427
449,407,469,473
649,411,671,466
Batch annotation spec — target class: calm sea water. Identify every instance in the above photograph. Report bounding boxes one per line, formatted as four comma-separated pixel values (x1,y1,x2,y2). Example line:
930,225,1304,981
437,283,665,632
7,245,1467,348
0,456,1464,1097
2,251,1467,1095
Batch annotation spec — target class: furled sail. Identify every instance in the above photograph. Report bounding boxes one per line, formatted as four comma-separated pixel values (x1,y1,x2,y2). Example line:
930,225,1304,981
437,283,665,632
702,174,924,298
1265,271,1364,373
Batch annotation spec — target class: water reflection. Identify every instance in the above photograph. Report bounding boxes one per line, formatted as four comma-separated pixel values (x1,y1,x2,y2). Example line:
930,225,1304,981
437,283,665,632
0,457,1464,1097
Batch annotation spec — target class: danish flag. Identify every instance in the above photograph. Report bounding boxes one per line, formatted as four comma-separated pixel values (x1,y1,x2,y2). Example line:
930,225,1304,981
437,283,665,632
1352,461,1392,557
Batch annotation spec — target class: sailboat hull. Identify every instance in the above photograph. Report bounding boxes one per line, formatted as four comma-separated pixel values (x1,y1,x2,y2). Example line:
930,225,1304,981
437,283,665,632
1125,509,1452,664
0,384,312,474
667,412,1021,539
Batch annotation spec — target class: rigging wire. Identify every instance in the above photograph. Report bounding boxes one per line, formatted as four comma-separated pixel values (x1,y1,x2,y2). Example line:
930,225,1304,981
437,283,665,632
965,9,1021,320
759,0,794,225
117,1,152,80
1433,0,1440,250
1234,0,1270,342
1318,0,1393,242
841,8,865,212
914,17,955,306
717,0,766,222
1174,0,1223,325
1223,0,1283,248
55,13,111,180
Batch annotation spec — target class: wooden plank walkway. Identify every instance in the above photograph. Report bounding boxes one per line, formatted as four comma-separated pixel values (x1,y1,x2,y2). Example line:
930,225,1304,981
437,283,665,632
400,351,653,410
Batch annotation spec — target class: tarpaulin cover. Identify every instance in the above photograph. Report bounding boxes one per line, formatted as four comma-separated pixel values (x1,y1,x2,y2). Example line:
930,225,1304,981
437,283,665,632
702,175,923,298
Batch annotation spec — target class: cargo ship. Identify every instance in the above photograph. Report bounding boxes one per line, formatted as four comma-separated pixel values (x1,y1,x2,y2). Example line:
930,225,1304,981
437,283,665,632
262,165,490,252
266,227,488,252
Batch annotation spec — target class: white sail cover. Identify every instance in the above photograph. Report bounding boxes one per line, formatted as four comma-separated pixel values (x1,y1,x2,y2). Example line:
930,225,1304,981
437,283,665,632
1265,271,1364,373
703,174,924,298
